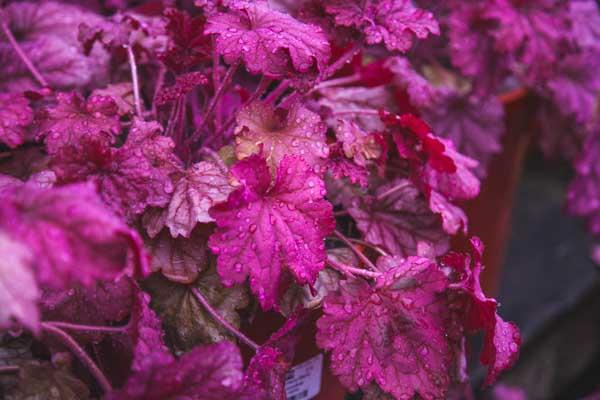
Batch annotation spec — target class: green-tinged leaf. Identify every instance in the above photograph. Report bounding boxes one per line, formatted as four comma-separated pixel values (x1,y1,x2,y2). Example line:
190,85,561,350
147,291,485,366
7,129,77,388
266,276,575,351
144,265,248,352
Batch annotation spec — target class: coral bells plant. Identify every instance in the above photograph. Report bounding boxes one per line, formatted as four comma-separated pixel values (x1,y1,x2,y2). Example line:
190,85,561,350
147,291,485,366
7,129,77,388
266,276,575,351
0,0,599,398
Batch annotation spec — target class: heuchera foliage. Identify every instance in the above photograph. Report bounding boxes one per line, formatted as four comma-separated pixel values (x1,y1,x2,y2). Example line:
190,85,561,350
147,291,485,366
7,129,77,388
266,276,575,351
0,0,599,398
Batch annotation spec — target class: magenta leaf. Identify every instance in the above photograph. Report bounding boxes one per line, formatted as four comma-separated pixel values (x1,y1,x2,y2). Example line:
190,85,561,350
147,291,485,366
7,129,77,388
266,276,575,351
444,237,521,386
50,119,179,219
349,178,448,257
317,256,453,399
128,290,171,372
420,137,480,201
0,232,39,333
41,278,134,331
0,1,109,91
0,93,33,149
544,51,600,125
235,100,329,170
36,92,120,155
421,91,505,178
107,342,244,400
159,8,212,73
325,0,439,52
205,1,330,79
209,155,335,310
0,182,149,288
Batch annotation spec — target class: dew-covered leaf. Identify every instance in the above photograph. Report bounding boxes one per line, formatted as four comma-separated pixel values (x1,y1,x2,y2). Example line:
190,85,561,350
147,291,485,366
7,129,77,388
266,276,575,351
235,100,329,171
325,0,439,52
36,92,120,155
205,1,330,79
317,256,453,400
209,155,335,310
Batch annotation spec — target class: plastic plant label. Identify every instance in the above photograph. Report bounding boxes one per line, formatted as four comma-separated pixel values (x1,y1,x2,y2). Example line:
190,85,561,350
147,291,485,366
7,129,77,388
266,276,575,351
285,353,324,400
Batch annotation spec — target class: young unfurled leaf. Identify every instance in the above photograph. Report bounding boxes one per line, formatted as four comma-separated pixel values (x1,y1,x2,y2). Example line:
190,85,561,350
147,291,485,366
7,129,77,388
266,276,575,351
324,0,439,52
0,182,149,288
205,1,330,79
209,155,335,310
107,342,244,400
0,93,33,149
36,92,120,155
235,100,329,171
317,256,452,400
5,361,90,400
144,266,248,352
349,179,448,257
0,232,39,333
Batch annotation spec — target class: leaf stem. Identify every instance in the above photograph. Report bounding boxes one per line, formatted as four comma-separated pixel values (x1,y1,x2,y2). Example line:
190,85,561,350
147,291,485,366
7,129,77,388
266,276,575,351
311,73,360,93
203,62,239,126
191,287,259,352
376,181,408,201
0,18,48,87
333,108,379,116
264,79,290,105
333,230,378,271
151,64,166,119
125,45,143,118
347,238,389,256
43,321,129,334
327,257,381,279
322,44,361,81
41,322,112,394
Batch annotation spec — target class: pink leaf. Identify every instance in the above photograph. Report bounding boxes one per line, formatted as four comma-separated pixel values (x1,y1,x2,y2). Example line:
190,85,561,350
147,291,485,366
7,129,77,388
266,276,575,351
0,93,33,149
209,155,335,310
107,342,244,400
0,232,39,333
205,1,330,79
317,256,453,399
444,237,521,386
0,182,149,288
349,178,448,257
325,0,439,52
36,92,120,155
50,119,180,219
